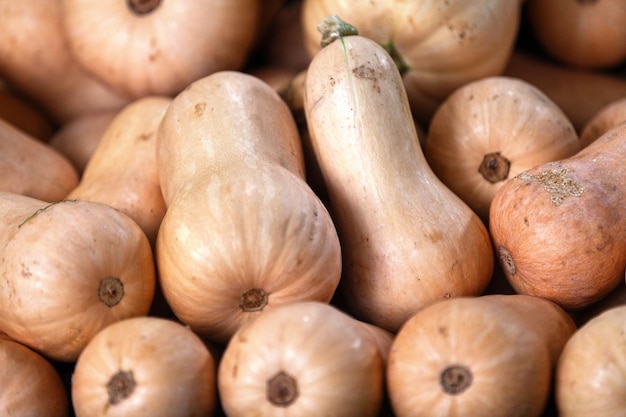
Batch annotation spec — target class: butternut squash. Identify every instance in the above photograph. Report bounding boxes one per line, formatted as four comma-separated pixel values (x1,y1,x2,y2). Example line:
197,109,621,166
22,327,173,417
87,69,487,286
0,193,156,362
489,122,626,311
0,118,79,202
387,294,576,417
424,75,580,223
525,0,626,69
71,316,217,417
303,20,494,332
66,96,170,245
0,333,69,417
0,0,129,124
48,110,118,174
302,1,522,126
155,70,342,345
579,97,626,149
556,305,626,417
61,0,262,99
503,50,626,132
217,301,385,417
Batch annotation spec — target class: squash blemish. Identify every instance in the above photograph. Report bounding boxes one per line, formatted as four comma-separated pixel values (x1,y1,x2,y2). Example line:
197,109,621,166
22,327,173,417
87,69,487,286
499,246,516,276
98,277,125,307
239,288,268,312
107,370,136,405
517,164,584,205
267,371,298,407
440,364,473,395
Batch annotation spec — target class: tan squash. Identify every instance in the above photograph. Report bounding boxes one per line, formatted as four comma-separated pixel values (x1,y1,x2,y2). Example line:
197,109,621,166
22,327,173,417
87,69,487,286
387,294,576,417
504,50,626,132
72,316,216,417
525,0,626,69
0,193,156,362
424,75,580,223
0,333,69,417
0,0,129,124
556,305,626,416
579,97,626,149
0,88,54,141
67,96,170,245
303,22,494,332
155,70,342,345
489,122,626,311
301,1,522,126
48,110,118,174
217,301,385,417
0,118,79,202
61,0,262,99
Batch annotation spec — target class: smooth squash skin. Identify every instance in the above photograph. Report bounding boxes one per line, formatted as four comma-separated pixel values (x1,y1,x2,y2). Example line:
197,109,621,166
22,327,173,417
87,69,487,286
424,75,580,223
0,333,69,417
525,0,626,69
156,70,342,345
0,118,79,202
0,193,156,362
489,123,626,311
503,50,626,133
0,0,130,123
217,301,385,417
301,0,522,126
66,96,170,245
48,110,118,175
579,98,626,149
304,33,494,332
71,316,217,417
61,0,262,99
556,305,626,417
386,294,576,417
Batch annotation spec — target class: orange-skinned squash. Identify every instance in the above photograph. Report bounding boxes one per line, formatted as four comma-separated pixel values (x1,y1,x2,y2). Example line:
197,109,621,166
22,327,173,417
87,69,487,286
66,96,170,245
217,301,385,417
556,305,626,416
0,193,156,362
489,122,626,310
387,294,576,417
303,23,493,332
301,1,522,125
424,75,580,222
0,118,79,202
71,316,217,417
155,70,342,345
61,0,262,99
0,333,69,417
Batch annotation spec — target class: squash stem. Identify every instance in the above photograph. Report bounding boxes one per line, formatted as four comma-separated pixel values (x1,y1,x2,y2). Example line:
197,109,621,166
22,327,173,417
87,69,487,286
440,364,473,395
126,0,161,15
99,277,125,307
239,288,268,312
317,14,358,48
478,152,511,183
267,371,298,407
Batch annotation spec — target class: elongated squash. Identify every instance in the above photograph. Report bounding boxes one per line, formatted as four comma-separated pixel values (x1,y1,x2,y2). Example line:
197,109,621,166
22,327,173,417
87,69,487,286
67,96,170,245
303,22,493,332
156,70,342,345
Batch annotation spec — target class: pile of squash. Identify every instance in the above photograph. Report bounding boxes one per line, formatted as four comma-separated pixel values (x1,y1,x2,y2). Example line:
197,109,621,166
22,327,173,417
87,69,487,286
1,1,625,416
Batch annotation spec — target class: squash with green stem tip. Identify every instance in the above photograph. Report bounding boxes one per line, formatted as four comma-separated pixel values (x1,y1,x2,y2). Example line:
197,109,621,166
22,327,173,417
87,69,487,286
303,17,493,332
